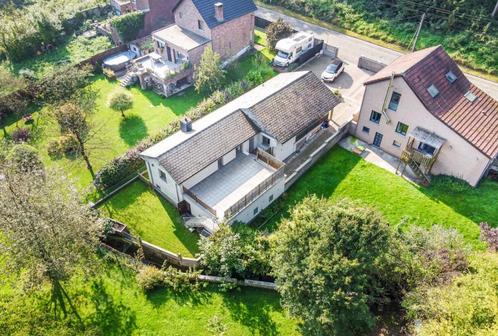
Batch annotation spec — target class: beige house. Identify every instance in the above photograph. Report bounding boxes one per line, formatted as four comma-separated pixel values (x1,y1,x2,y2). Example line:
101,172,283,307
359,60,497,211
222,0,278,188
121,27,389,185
126,0,257,96
355,46,498,186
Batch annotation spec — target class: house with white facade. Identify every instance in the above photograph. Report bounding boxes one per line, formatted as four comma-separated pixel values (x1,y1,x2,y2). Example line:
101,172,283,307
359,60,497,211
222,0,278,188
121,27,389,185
140,71,340,232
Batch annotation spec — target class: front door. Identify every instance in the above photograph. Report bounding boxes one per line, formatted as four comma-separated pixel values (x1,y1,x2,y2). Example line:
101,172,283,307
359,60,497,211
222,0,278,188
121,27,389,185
373,132,383,147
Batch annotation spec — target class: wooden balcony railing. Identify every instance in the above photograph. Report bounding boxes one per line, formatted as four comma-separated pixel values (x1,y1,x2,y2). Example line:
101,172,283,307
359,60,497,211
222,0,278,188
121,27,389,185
402,148,436,169
224,168,285,220
182,186,217,217
256,149,285,170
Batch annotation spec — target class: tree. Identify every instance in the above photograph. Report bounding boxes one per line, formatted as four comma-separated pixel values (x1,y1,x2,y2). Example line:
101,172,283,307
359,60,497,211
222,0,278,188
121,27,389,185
265,18,293,51
108,90,133,118
271,196,394,335
54,101,95,177
0,164,101,322
194,47,225,94
199,223,271,279
36,64,92,103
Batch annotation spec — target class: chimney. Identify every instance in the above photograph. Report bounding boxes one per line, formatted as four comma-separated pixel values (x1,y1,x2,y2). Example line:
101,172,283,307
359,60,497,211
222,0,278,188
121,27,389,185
180,117,192,132
214,2,224,22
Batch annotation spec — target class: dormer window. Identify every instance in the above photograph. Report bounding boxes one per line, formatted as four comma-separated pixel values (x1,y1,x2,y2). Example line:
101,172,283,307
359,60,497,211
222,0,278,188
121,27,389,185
445,70,457,83
427,84,439,98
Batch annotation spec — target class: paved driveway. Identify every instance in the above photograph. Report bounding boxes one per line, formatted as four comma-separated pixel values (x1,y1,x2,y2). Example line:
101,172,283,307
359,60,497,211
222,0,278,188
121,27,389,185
257,6,498,100
300,55,371,125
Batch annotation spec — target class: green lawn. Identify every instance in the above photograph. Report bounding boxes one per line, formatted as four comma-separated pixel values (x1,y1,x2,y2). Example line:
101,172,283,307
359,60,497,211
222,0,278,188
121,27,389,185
260,147,498,246
99,180,199,257
0,258,299,335
1,35,113,78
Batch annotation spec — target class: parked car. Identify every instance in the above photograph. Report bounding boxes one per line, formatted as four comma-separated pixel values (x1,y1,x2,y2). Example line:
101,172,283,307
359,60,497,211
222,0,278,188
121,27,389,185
321,59,344,82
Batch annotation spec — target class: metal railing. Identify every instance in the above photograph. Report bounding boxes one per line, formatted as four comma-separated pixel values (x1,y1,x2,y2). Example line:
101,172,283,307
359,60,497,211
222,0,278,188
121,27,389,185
182,186,217,217
224,168,284,220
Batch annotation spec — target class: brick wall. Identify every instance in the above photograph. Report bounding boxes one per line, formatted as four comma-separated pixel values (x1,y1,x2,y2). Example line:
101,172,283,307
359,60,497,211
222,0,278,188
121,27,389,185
143,0,176,33
211,13,254,60
174,0,212,40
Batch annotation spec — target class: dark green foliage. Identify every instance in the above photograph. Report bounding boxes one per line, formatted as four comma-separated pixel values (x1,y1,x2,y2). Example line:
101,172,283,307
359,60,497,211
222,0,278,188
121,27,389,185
110,12,145,43
199,223,271,279
261,0,498,74
271,196,394,335
36,64,93,103
265,18,294,50
136,265,202,293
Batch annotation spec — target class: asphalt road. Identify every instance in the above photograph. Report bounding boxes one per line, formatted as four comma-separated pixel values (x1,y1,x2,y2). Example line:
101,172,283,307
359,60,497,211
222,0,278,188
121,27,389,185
256,6,498,100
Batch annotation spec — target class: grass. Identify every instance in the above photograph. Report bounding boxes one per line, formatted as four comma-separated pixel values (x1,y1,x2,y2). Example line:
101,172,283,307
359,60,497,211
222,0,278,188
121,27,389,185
259,147,498,247
1,35,113,78
99,180,199,257
0,257,299,335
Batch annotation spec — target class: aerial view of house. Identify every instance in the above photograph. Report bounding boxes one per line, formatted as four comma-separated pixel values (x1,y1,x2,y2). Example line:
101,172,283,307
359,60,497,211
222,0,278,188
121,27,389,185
140,71,339,230
1,0,497,335
355,46,498,186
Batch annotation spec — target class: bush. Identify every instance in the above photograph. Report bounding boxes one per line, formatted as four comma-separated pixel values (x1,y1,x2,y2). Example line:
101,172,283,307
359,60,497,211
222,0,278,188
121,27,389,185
60,134,80,155
110,12,145,43
7,144,43,173
47,139,63,158
11,127,31,143
137,265,164,292
36,64,93,103
194,47,226,94
265,18,294,51
480,222,498,251
102,67,116,80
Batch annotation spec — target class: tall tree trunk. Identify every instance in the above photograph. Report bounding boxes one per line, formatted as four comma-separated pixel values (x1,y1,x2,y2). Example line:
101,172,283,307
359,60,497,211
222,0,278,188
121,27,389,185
121,109,125,118
75,132,95,178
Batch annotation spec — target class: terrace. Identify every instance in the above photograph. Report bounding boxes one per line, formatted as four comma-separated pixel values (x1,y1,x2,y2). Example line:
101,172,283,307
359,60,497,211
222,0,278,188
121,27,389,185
187,151,285,220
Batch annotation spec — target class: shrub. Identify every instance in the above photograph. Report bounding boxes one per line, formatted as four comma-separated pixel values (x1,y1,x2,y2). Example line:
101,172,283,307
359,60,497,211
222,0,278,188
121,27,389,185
47,139,63,158
110,12,145,43
194,47,226,94
136,265,164,292
102,67,116,80
60,134,80,155
163,266,202,292
108,90,133,118
11,127,31,143
7,144,43,174
36,64,93,103
265,18,293,51
480,222,498,251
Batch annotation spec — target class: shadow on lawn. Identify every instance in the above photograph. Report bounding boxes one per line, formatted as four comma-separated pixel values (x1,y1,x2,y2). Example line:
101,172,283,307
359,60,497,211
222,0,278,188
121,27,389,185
119,114,148,146
140,87,205,116
146,285,211,308
221,288,282,336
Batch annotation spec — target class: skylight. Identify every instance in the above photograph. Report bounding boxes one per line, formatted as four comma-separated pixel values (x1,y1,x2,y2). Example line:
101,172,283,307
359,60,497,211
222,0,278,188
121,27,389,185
427,84,440,98
464,91,477,103
445,70,457,83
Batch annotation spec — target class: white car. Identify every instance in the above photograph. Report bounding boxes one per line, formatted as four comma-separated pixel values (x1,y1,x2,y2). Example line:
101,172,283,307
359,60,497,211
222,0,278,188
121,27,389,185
321,59,344,82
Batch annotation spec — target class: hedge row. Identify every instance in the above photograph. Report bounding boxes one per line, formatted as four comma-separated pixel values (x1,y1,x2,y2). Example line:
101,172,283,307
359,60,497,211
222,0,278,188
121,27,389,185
110,12,145,43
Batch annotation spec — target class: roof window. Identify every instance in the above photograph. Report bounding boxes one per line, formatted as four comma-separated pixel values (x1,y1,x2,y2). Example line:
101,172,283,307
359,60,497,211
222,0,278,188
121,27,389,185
464,91,477,103
427,84,439,98
445,71,457,83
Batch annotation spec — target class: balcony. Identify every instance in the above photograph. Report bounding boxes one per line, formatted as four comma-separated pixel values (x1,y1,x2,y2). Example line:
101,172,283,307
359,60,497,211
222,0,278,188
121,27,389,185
184,151,285,221
131,53,190,80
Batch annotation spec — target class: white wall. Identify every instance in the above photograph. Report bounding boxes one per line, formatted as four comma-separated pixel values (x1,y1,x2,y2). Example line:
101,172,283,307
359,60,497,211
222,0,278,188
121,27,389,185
242,139,250,154
273,137,296,161
183,194,217,220
183,160,219,189
228,177,285,224
355,77,491,186
146,158,181,204
222,149,236,165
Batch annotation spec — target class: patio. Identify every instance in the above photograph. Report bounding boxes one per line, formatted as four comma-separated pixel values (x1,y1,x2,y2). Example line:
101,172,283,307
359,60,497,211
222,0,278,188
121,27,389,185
191,153,276,218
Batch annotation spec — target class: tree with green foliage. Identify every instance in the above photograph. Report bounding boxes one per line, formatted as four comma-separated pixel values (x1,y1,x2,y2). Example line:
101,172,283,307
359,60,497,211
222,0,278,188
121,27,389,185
36,64,92,103
194,47,225,94
265,18,293,51
54,101,95,177
199,223,271,279
271,196,394,335
0,165,101,323
108,90,133,118
403,252,498,335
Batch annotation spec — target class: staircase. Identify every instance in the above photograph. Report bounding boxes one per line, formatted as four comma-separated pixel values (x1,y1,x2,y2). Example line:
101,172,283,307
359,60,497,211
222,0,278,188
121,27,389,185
407,160,431,186
119,73,134,87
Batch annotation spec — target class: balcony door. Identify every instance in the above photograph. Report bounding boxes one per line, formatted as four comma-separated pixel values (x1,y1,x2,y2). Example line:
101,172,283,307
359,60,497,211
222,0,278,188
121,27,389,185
373,132,383,147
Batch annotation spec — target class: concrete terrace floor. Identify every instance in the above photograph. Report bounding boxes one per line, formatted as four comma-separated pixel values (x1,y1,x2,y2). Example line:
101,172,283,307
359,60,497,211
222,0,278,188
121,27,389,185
191,153,275,217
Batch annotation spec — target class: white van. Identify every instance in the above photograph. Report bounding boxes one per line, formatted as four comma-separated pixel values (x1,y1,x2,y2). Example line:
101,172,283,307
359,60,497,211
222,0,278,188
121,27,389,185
273,32,314,67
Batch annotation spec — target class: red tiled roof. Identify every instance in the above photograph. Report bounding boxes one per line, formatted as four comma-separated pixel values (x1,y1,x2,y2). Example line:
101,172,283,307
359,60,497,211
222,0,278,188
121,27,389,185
365,46,498,158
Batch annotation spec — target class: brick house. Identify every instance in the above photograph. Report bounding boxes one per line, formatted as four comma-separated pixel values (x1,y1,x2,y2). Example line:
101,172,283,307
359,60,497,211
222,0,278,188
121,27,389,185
127,0,257,96
355,46,498,186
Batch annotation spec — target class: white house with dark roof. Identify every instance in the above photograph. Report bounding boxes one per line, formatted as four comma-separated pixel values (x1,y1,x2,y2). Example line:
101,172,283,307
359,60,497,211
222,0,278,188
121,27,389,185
140,71,340,232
